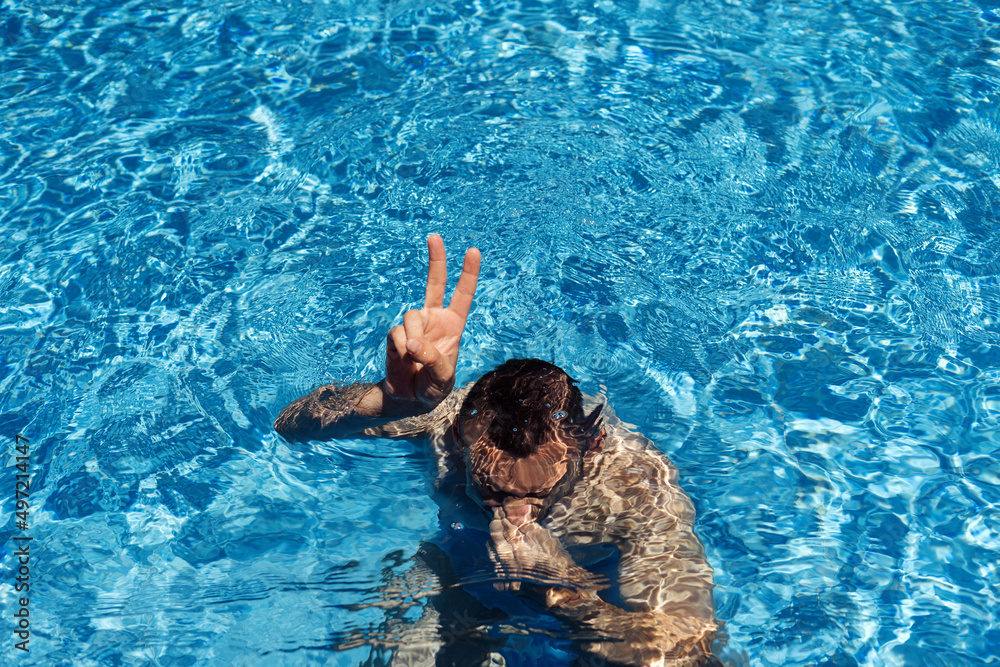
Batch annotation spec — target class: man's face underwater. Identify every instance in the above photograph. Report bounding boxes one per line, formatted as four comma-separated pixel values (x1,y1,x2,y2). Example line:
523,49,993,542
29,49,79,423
454,359,604,527
454,418,575,525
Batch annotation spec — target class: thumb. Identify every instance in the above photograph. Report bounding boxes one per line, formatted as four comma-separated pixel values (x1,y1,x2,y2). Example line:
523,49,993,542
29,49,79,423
406,339,453,388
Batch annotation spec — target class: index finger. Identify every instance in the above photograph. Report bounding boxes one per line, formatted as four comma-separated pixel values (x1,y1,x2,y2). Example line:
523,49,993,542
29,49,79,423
447,247,481,320
423,234,447,309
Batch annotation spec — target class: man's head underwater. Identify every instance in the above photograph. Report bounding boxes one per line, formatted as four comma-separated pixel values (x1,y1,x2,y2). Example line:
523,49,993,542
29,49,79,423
454,359,605,526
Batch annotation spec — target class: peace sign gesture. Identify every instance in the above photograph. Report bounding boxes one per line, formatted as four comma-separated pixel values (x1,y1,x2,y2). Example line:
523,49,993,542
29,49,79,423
383,235,481,410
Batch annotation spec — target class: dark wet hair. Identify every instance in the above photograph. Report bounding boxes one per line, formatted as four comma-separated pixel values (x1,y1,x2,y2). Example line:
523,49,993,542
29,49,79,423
457,358,600,457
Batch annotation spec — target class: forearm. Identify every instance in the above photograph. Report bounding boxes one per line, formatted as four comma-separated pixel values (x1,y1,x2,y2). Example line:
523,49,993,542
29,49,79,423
273,380,430,440
554,531,716,665
530,529,715,664
547,594,715,666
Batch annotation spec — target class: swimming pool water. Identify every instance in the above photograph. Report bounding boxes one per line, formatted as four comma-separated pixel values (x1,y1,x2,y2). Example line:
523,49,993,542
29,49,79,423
1,0,999,664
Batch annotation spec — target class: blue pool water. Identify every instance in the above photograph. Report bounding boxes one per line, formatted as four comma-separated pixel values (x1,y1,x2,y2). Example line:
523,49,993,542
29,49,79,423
2,0,1000,664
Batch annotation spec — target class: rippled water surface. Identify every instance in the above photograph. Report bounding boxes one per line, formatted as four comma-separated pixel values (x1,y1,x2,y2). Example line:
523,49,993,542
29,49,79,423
2,0,1000,664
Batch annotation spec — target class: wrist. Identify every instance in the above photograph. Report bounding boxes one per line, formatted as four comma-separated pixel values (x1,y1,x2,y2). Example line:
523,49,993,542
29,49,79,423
374,380,433,418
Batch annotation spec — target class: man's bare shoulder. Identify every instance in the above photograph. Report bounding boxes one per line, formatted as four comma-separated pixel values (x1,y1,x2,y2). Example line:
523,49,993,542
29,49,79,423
585,398,681,475
547,398,698,532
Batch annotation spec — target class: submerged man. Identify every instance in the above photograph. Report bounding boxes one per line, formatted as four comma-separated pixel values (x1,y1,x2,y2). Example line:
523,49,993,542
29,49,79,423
275,235,718,666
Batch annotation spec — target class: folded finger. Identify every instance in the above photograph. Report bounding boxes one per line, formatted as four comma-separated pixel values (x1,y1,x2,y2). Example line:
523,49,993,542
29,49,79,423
387,325,407,360
402,309,426,352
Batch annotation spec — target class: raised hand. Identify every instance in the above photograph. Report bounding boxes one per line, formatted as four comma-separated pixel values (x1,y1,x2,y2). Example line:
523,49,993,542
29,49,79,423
382,234,481,411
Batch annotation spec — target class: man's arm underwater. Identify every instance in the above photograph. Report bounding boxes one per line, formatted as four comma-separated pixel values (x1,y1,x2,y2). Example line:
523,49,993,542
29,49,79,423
488,422,719,666
273,380,416,440
273,234,481,441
